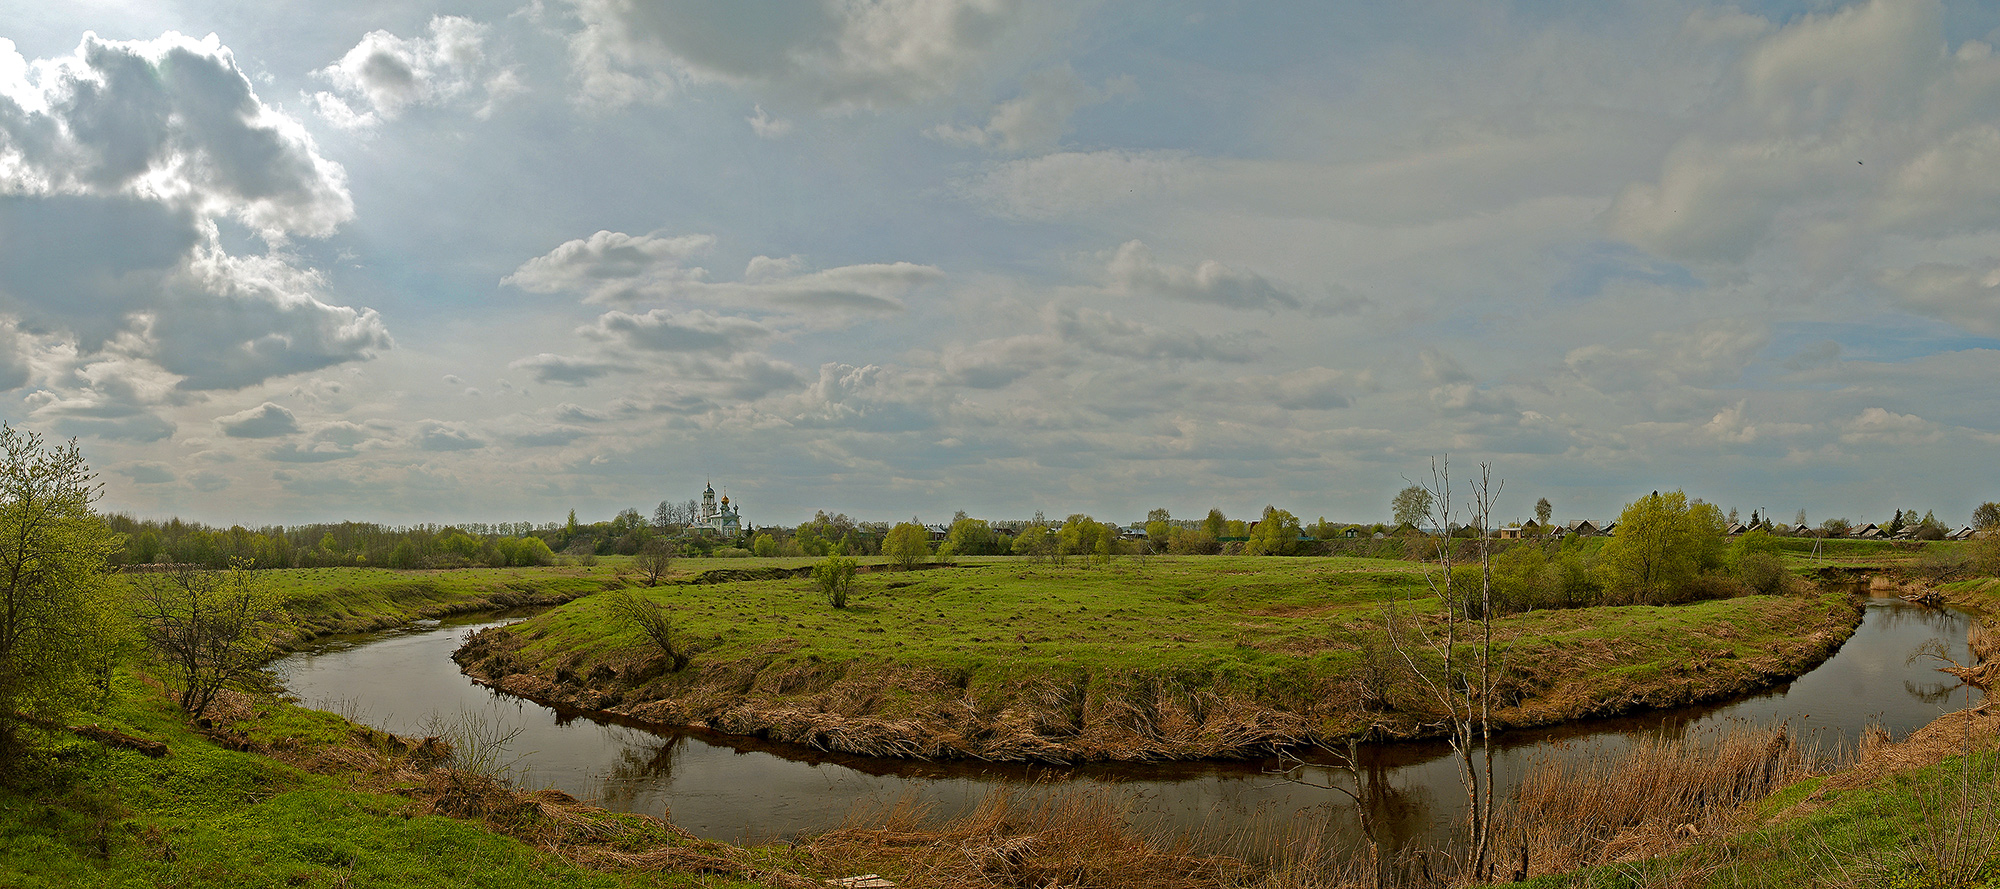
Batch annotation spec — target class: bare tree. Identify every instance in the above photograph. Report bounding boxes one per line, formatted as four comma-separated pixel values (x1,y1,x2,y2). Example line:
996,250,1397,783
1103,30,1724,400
132,561,288,720
1383,457,1502,881
633,541,677,587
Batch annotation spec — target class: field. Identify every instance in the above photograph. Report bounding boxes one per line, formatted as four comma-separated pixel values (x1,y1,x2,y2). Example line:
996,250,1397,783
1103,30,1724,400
457,555,1862,761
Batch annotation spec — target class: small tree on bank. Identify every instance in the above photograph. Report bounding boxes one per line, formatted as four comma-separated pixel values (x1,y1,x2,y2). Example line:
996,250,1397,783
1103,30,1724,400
814,556,857,608
132,561,288,720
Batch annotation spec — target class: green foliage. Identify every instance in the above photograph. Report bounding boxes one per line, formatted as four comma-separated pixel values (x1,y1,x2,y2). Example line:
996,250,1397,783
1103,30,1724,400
882,523,930,570
1245,506,1303,555
1057,515,1116,564
813,556,857,608
751,533,777,558
131,563,290,719
942,518,1003,556
0,427,122,772
1975,502,2000,531
1600,491,1728,605
1393,485,1433,527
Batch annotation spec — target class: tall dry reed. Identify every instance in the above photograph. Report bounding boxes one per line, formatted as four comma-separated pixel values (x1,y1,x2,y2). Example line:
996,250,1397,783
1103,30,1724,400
1491,724,1829,881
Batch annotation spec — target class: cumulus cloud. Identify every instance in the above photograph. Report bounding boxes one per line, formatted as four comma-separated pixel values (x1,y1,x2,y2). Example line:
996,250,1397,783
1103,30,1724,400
0,32,384,439
311,16,520,127
504,230,940,310
215,402,300,438
1104,240,1302,312
1840,406,1942,446
1564,318,1771,395
929,66,1133,153
563,0,1069,109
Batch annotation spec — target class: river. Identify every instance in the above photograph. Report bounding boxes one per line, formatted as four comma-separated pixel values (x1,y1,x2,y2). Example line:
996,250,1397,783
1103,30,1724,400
271,591,1983,853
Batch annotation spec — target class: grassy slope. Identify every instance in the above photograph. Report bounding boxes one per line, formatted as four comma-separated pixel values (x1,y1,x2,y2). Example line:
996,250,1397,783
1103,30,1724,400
0,673,780,889
117,566,637,643
460,556,1859,760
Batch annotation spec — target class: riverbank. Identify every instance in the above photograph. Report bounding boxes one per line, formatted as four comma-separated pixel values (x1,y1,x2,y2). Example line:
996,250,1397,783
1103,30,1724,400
453,557,1864,762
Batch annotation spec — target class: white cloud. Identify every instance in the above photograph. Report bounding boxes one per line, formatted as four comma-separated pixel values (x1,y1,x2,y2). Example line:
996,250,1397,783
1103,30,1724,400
928,66,1133,152
215,402,300,438
1607,0,2000,265
1840,407,1942,446
563,0,1074,110
1104,240,1302,312
414,420,486,451
746,104,792,138
504,231,940,310
582,309,772,353
0,31,383,444
312,16,521,127
1875,262,2000,335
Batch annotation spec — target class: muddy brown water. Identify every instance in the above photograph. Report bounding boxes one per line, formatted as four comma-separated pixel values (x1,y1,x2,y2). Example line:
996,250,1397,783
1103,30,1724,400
272,592,1983,854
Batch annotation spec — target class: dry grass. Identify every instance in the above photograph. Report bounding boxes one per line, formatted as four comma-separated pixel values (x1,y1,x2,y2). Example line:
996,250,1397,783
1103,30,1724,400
801,786,1268,889
1490,725,1829,882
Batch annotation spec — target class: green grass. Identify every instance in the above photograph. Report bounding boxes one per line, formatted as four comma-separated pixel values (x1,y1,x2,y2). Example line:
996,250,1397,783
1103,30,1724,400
0,673,779,888
483,555,1859,750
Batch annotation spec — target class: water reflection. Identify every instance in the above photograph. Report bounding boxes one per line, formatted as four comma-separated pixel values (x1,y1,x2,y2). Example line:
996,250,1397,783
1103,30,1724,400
272,595,1983,851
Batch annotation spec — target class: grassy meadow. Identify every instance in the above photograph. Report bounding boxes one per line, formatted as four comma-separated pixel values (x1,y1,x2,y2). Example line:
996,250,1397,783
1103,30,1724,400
459,554,1862,760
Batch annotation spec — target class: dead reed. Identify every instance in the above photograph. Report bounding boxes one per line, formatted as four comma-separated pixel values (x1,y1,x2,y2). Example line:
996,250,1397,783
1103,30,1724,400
1491,724,1829,881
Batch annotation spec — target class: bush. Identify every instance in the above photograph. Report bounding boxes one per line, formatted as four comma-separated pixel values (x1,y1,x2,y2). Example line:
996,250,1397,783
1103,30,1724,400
1735,551,1789,596
605,589,689,671
814,556,857,608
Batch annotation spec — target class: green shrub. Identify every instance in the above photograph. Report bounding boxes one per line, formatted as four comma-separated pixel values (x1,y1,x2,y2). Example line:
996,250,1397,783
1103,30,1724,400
814,556,857,608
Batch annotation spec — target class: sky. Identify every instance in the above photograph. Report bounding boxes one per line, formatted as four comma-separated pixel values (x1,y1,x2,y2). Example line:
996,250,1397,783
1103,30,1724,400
3,0,2000,530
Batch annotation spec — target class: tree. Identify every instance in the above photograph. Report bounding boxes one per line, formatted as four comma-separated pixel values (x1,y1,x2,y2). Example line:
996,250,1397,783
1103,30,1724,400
883,522,930,570
1202,508,1227,539
751,533,777,557
1600,490,1725,604
633,542,676,587
1246,506,1303,555
1974,502,2000,531
1534,497,1552,527
943,517,999,556
1393,485,1433,528
813,555,857,608
0,428,123,768
132,562,288,720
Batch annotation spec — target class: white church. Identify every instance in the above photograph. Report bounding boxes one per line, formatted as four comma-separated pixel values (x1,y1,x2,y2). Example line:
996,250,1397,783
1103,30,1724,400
691,482,742,536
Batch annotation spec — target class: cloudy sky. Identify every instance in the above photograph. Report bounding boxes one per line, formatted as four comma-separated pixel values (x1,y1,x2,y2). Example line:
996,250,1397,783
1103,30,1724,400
4,0,2000,529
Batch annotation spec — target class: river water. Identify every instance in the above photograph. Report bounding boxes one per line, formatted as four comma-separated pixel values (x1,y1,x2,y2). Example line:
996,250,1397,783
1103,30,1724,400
271,593,1983,852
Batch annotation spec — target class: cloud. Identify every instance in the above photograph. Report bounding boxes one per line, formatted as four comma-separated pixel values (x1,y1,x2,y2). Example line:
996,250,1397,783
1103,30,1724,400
511,352,622,385
951,150,1192,220
311,16,520,127
581,309,772,353
0,31,384,425
563,0,1071,109
1104,240,1302,312
118,461,178,484
1840,406,1942,446
746,104,792,138
414,420,485,451
1876,262,2000,336
1606,0,2000,265
504,231,939,310
511,426,590,447
929,66,1134,153
215,402,300,438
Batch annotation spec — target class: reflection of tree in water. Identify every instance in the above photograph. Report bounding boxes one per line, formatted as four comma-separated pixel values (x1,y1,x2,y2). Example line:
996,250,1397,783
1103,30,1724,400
1904,680,1960,705
592,729,686,813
